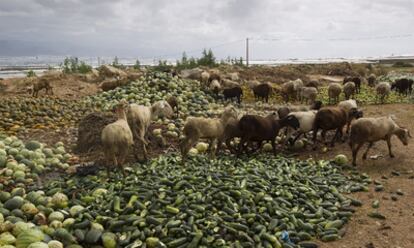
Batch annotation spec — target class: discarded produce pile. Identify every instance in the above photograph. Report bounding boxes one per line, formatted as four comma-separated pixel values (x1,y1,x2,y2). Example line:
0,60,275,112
0,153,371,247
87,72,222,117
0,97,96,135
0,135,75,190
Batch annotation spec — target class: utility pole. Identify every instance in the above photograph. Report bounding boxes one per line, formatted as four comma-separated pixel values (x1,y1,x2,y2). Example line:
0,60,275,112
246,38,249,67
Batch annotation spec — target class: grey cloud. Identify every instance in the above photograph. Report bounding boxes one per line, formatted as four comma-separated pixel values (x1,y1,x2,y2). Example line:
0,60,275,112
0,0,413,59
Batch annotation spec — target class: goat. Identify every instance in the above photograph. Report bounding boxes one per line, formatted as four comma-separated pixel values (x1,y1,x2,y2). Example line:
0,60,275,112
101,100,134,176
375,82,391,104
349,116,411,166
312,107,362,147
327,83,342,104
223,86,243,104
253,83,272,103
344,76,361,93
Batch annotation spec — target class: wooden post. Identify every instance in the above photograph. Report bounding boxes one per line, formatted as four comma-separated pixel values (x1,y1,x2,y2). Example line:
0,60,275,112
246,38,249,67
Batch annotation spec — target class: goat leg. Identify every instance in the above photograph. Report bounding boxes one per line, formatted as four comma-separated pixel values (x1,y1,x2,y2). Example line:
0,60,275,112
312,128,319,150
271,138,277,155
238,137,247,155
110,155,118,177
330,128,341,147
250,141,262,153
362,142,373,160
209,139,217,159
386,136,394,157
352,142,364,166
289,132,303,146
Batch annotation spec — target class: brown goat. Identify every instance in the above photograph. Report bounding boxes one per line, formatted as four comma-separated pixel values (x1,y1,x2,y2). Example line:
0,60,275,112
237,113,283,154
223,86,243,104
280,81,295,102
343,76,361,93
367,74,376,87
217,118,266,154
253,83,272,103
166,96,179,117
208,72,221,84
312,106,362,147
32,78,53,97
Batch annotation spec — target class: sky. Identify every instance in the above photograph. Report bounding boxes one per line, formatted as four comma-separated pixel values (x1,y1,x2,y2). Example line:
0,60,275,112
0,0,413,60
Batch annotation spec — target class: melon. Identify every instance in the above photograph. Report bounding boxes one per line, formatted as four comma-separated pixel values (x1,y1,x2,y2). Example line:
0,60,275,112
334,154,348,165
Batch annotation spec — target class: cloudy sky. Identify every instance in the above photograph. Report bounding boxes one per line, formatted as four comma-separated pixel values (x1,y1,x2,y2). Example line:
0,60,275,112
0,0,413,60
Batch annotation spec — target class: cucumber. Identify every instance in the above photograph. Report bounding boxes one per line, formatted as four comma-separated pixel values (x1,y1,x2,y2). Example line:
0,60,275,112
113,196,122,213
321,234,339,242
367,212,386,220
167,237,188,248
85,228,103,244
324,220,343,229
165,205,180,214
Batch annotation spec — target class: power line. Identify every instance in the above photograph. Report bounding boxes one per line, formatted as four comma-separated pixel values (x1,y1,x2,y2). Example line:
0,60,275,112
141,39,244,61
250,33,413,42
139,33,413,62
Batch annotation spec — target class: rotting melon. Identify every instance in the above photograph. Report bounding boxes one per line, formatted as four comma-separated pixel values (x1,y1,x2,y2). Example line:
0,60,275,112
25,141,42,151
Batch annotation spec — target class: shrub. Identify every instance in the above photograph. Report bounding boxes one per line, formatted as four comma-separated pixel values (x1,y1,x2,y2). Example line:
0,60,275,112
61,57,92,74
112,56,125,69
26,70,36,77
78,62,92,74
176,49,218,70
153,60,172,72
133,60,141,70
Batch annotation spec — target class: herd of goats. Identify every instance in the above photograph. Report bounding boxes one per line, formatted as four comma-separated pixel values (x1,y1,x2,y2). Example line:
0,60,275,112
98,70,413,176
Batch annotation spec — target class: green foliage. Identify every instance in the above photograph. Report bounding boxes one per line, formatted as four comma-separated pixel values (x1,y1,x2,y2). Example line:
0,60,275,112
112,56,125,69
197,49,216,67
176,49,219,70
133,59,141,70
26,70,36,78
61,57,92,74
221,56,244,66
392,61,413,68
153,60,173,72
78,61,92,74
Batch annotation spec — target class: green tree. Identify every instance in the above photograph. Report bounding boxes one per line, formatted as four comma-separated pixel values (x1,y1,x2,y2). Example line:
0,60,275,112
61,57,91,74
26,70,36,77
133,59,141,70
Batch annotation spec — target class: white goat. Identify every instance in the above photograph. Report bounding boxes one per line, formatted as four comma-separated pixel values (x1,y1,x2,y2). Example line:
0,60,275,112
127,100,173,161
101,100,134,176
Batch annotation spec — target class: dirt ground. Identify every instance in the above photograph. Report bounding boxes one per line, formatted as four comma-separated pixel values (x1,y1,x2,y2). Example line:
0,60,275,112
0,73,100,100
301,104,414,248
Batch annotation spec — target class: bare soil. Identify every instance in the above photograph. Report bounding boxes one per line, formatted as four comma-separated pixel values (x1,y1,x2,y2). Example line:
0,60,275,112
0,74,100,100
302,104,414,248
